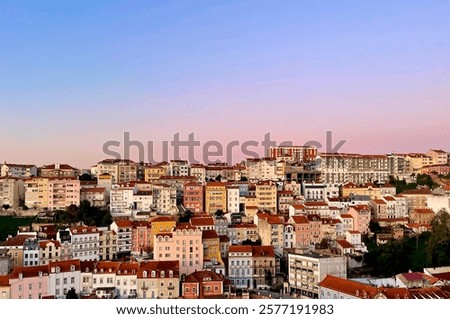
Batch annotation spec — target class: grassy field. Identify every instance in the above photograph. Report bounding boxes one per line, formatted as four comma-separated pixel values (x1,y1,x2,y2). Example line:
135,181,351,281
0,216,35,241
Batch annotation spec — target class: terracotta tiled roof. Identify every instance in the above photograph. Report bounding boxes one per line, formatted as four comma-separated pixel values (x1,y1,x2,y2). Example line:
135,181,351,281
49,259,81,272
400,189,432,195
117,262,139,276
184,270,223,283
191,217,215,227
137,260,179,278
39,240,61,249
69,226,99,234
94,261,121,273
1,235,35,247
202,229,219,240
252,246,275,258
113,220,134,228
291,215,309,224
412,208,435,214
228,245,252,253
9,265,49,279
320,275,377,298
337,240,354,249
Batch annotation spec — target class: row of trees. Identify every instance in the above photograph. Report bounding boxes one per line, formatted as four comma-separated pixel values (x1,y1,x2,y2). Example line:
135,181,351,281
54,200,112,227
363,210,450,277
389,174,438,194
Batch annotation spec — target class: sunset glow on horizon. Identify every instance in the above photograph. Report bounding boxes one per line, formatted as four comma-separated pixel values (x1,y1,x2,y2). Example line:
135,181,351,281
1,1,449,168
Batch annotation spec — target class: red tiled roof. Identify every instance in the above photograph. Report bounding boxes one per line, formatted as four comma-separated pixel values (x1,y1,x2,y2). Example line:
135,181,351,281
39,240,61,249
0,275,10,286
113,220,134,228
291,215,309,224
337,240,354,249
184,270,223,283
319,275,377,298
191,217,215,227
69,226,99,234
117,262,139,276
252,246,275,258
94,261,121,273
228,245,252,253
81,187,106,193
340,214,353,219
9,265,49,279
400,189,432,195
137,260,179,278
49,259,81,272
1,234,34,247
412,208,435,214
202,229,219,240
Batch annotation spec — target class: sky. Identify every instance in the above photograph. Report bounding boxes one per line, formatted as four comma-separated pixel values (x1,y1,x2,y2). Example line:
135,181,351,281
1,0,449,168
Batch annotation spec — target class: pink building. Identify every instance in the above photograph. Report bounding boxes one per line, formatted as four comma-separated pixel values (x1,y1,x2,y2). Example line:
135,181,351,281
181,270,224,299
289,215,311,247
306,214,322,244
347,205,371,234
154,223,203,276
9,265,50,299
131,221,151,255
183,182,204,213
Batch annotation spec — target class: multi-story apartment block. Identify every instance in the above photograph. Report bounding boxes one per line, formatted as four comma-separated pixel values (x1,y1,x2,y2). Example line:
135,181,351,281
227,223,259,245
24,177,80,211
255,181,277,213
8,265,49,299
405,153,434,174
0,177,25,209
370,195,408,219
426,149,448,165
137,260,179,299
399,188,433,210
182,270,224,299
131,221,151,255
204,182,227,214
153,224,203,276
92,261,121,299
255,213,284,253
39,240,62,265
228,245,275,289
152,184,177,214
267,146,318,163
144,165,167,183
57,226,100,261
95,159,137,184
227,186,240,213
245,158,278,181
190,164,206,184
148,216,176,249
0,234,35,267
110,220,133,256
341,182,396,199
288,251,347,299
48,260,81,298
409,208,435,225
39,164,79,178
169,160,190,176
115,262,138,298
183,181,204,213
228,245,253,289
1,163,37,178
318,153,390,184
201,230,224,274
23,238,39,267
302,183,339,201
98,229,117,261
346,205,371,234
278,190,295,213
80,187,107,208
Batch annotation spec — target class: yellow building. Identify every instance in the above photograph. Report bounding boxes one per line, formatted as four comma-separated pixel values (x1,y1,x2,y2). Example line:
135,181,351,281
25,178,49,209
341,182,396,199
149,216,176,249
144,165,167,183
405,154,433,174
205,182,227,214
255,212,284,252
202,230,224,269
256,181,278,213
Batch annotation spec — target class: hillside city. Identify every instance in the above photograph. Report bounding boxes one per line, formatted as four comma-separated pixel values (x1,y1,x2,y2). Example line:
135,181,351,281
1,146,450,299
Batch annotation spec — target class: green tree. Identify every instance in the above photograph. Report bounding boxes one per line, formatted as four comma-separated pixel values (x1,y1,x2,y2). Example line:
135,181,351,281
426,209,450,266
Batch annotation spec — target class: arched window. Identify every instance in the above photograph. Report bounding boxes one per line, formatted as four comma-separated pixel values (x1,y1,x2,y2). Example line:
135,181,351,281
151,271,156,278
142,271,147,278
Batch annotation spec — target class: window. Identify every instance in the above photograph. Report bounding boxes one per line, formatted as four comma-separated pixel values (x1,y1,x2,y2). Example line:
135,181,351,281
63,278,67,285
71,277,75,284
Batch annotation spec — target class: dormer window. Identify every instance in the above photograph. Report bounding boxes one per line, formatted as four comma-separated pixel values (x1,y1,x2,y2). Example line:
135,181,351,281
169,270,173,278
70,265,75,272
56,267,60,273
161,271,165,278
151,271,156,278
143,271,147,278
